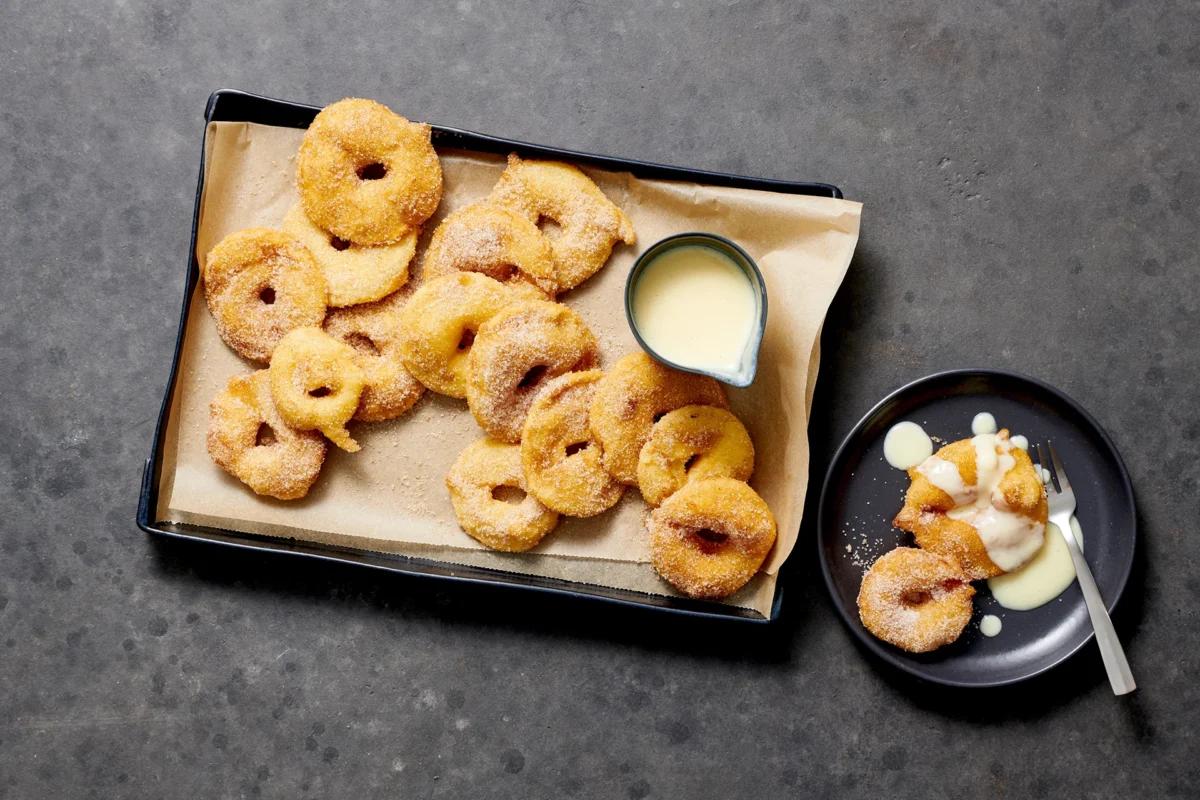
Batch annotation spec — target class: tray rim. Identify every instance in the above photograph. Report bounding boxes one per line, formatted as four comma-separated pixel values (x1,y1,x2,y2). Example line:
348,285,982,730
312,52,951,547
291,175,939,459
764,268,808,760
137,88,846,624
815,367,1137,684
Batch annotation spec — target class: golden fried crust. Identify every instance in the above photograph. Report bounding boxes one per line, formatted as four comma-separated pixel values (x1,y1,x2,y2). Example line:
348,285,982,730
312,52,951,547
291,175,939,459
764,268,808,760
857,547,974,654
637,405,755,506
488,154,636,291
283,203,416,307
203,228,327,362
297,98,442,245
207,371,327,500
648,477,776,600
423,202,559,296
397,273,528,398
466,299,599,443
445,438,559,552
893,434,1047,579
322,292,424,422
268,327,366,452
998,445,1049,521
589,352,728,485
520,370,625,517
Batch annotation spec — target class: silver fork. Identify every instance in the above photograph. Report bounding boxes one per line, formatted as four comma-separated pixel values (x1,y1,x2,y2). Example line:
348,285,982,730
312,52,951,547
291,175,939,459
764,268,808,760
1036,442,1136,695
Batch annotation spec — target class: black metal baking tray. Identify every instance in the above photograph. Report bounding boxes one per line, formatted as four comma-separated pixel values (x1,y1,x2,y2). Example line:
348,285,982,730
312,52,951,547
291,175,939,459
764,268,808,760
136,89,844,623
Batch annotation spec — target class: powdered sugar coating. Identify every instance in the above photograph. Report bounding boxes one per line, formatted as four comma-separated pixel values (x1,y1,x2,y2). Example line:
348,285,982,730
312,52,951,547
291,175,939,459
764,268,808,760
856,547,974,653
207,370,327,500
648,477,777,599
520,370,624,517
445,438,559,551
323,291,424,422
466,299,599,443
297,98,442,245
268,327,366,452
203,227,327,362
283,203,416,307
589,352,728,485
488,154,636,291
423,201,559,296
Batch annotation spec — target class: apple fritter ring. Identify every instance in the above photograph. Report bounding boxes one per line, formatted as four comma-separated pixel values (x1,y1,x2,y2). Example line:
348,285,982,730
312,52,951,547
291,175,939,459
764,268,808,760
520,370,624,517
203,228,327,362
268,327,366,452
397,273,532,398
856,547,974,653
297,97,442,245
488,154,636,291
648,477,777,600
445,438,559,552
283,204,417,307
589,352,728,485
637,405,755,506
322,292,424,423
207,370,327,500
422,202,558,296
466,299,599,443
893,434,1047,580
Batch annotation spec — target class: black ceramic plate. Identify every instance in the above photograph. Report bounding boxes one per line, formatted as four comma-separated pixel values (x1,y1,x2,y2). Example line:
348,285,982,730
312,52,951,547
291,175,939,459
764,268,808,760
817,369,1136,687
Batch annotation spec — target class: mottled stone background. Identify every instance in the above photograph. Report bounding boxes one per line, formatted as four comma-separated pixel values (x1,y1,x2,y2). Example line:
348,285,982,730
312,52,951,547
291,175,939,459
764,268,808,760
1,2,1196,797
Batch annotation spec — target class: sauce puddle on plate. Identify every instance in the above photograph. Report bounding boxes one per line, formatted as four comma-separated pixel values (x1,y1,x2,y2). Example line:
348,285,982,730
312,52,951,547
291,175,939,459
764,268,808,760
882,421,933,470
989,517,1082,610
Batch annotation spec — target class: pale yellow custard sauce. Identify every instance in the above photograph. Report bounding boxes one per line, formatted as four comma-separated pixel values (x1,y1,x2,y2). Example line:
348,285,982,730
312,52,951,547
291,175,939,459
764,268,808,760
989,517,1082,610
630,244,758,379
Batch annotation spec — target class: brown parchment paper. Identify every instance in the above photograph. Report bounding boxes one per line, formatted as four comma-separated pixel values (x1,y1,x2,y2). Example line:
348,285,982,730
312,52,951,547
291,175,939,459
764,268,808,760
156,120,861,618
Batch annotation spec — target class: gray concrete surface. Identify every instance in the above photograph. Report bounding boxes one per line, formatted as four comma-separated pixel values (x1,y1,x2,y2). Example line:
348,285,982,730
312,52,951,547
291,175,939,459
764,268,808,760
1,1,1197,797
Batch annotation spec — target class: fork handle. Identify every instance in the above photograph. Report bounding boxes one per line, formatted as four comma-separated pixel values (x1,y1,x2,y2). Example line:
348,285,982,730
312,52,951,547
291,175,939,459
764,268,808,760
1054,516,1136,695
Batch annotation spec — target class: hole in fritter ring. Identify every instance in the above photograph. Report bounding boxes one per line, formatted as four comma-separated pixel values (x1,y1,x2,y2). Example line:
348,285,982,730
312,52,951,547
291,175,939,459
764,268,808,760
901,590,932,606
690,528,728,555
564,441,590,457
345,332,380,357
254,423,277,447
357,162,387,180
330,236,352,252
683,454,700,472
456,329,476,352
491,485,527,504
518,365,548,390
258,286,276,305
536,215,563,240
652,411,668,423
491,263,518,282
308,386,332,398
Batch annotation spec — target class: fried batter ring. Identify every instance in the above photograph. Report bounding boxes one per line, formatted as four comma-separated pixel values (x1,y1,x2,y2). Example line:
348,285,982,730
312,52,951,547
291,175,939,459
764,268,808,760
397,273,534,398
893,433,1047,579
297,97,442,245
283,203,417,307
422,202,559,296
268,327,366,452
203,228,327,362
445,438,559,552
488,154,636,291
207,370,327,500
589,352,728,485
856,547,975,653
520,370,624,517
323,292,424,422
648,477,777,600
637,405,755,506
466,299,599,443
